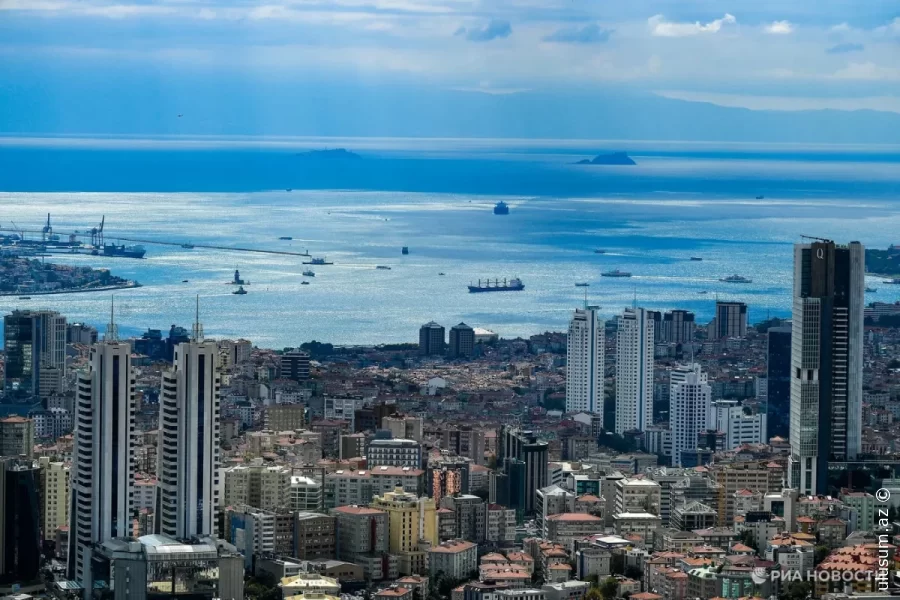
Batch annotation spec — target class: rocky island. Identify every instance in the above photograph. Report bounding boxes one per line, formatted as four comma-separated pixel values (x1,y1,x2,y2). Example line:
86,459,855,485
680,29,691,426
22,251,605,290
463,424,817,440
0,256,140,296
575,151,636,165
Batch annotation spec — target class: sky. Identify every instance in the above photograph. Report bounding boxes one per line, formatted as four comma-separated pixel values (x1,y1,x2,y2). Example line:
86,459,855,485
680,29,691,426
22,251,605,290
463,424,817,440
1,0,899,139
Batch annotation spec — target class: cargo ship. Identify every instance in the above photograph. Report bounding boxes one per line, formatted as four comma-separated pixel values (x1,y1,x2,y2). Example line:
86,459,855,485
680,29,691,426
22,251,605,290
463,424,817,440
402,246,409,255
601,269,632,278
720,274,752,283
468,278,524,293
690,257,702,261
98,243,146,259
493,201,510,215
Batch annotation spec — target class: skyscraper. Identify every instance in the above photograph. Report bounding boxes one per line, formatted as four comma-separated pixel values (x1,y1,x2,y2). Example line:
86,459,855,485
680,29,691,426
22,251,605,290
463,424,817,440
69,306,137,588
615,308,654,434
767,325,792,440
157,302,221,538
566,307,605,414
660,310,696,344
3,310,66,397
280,349,311,381
419,321,445,355
499,427,548,515
789,240,864,495
710,302,748,340
670,364,712,467
448,322,475,358
0,457,41,586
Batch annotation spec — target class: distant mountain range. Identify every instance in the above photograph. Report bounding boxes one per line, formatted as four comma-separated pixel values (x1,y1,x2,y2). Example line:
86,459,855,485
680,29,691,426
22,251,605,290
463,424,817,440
296,149,362,160
575,152,636,165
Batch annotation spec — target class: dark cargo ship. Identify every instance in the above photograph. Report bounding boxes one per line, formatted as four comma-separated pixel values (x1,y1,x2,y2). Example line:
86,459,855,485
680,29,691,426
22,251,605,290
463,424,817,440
493,201,510,215
468,278,524,293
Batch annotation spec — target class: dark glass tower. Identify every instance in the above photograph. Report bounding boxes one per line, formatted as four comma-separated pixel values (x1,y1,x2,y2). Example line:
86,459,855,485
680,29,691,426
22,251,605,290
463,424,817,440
0,458,41,585
766,325,792,440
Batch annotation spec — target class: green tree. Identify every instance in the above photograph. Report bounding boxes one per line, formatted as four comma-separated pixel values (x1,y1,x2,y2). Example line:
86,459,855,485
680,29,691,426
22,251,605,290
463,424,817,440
814,545,830,565
585,588,603,600
610,553,625,575
599,576,619,600
624,565,642,580
779,581,812,600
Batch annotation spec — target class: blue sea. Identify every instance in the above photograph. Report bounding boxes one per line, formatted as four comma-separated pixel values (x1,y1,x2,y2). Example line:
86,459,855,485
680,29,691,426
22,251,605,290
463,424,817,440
1,136,899,347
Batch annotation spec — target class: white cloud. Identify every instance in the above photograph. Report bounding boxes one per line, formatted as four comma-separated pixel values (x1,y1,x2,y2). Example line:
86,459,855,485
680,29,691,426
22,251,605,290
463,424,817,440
655,90,900,114
764,20,793,34
648,13,735,37
831,62,900,81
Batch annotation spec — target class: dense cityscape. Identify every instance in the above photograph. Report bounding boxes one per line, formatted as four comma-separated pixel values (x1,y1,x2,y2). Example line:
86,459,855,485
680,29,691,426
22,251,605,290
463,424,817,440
1,238,899,600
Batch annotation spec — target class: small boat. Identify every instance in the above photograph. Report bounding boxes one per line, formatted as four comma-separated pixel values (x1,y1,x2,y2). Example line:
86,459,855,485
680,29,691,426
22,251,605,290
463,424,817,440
690,257,702,261
438,272,445,276
402,246,409,255
182,280,189,283
301,281,310,285
866,287,878,293
697,291,709,294
376,265,391,270
181,243,195,249
720,274,752,283
302,270,315,277
286,188,293,192
232,286,248,295
601,269,632,278
18,296,31,300
593,249,607,254
279,236,293,241
756,195,764,200
575,282,589,287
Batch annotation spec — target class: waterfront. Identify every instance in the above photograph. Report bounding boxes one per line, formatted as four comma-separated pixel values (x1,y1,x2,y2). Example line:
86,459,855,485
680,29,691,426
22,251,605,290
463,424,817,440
1,138,899,346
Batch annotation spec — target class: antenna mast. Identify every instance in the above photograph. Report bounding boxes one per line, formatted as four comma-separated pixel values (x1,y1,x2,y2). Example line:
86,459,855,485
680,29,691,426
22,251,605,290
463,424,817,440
105,296,118,341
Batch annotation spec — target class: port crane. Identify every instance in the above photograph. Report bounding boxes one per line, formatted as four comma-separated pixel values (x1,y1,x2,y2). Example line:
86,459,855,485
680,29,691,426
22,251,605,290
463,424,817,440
0,215,311,258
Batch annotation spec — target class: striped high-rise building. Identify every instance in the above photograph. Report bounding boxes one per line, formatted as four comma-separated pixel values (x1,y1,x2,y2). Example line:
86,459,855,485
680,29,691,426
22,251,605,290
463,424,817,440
68,305,136,591
615,308,654,434
157,300,221,538
789,240,864,495
566,307,605,414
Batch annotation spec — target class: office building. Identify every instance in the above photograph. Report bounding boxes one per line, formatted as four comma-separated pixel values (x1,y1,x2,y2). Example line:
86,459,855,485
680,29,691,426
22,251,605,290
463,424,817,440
418,322,445,356
3,309,66,397
383,414,424,442
157,308,221,538
615,308,654,434
67,322,98,345
0,457,41,586
69,314,137,588
711,302,748,340
280,349,311,381
223,464,291,511
294,512,337,560
371,487,438,575
449,323,475,358
440,494,485,542
660,310,696,344
367,438,422,469
290,475,324,512
332,506,389,579
767,325,792,440
429,540,477,580
443,427,485,464
40,457,70,543
0,416,34,458
712,400,767,449
264,403,306,431
499,428,548,515
789,240,864,495
670,364,712,468
566,307,605,414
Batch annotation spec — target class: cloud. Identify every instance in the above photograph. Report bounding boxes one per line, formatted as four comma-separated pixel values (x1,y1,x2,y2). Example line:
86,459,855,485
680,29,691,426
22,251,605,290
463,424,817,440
826,43,864,54
455,19,511,42
764,20,793,34
655,90,900,114
648,13,735,37
831,62,900,81
543,23,613,44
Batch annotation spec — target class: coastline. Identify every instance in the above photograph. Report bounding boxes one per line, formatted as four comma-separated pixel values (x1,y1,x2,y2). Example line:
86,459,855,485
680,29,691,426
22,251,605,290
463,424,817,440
0,281,141,297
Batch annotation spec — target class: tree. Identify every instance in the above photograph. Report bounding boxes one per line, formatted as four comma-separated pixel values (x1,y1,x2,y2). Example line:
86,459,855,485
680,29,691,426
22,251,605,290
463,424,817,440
585,588,603,600
779,581,812,600
610,553,625,575
599,577,619,600
624,565,642,580
813,545,830,566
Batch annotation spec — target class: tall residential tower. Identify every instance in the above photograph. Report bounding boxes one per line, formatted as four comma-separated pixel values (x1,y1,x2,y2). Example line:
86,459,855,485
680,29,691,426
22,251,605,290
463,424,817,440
615,308,654,434
566,307,605,414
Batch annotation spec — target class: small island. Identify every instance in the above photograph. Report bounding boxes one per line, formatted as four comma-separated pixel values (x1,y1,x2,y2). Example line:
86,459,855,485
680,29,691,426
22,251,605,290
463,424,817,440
0,256,140,296
575,151,636,166
295,148,362,161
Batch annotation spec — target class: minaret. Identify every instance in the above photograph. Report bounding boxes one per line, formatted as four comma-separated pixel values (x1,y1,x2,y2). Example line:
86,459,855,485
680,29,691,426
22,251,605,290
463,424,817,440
157,297,221,538
69,297,136,592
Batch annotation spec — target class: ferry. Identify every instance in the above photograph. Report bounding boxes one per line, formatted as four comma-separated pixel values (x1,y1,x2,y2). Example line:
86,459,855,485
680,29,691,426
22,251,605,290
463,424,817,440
601,269,632,278
575,282,590,287
690,257,703,261
302,270,315,277
720,274,753,283
181,243,195,249
376,265,392,270
468,278,524,293
493,201,510,215
279,236,293,241
301,281,310,285
303,257,333,265
232,286,248,295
